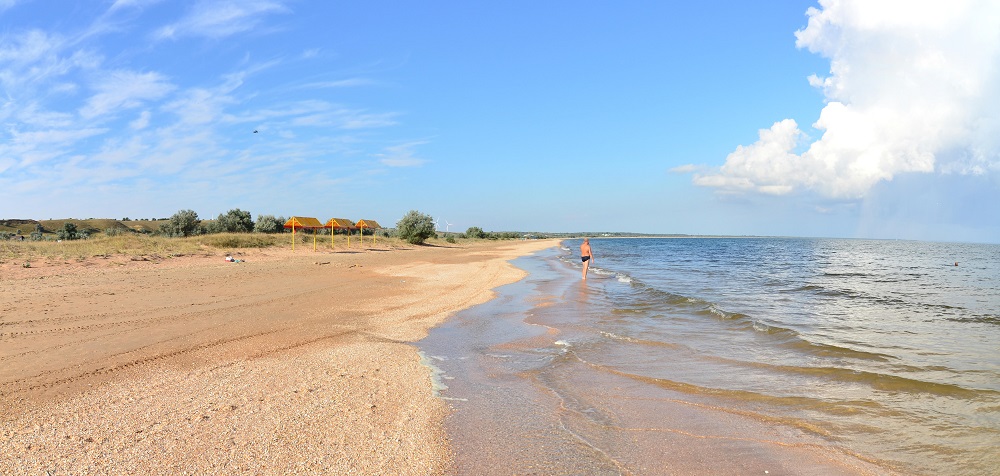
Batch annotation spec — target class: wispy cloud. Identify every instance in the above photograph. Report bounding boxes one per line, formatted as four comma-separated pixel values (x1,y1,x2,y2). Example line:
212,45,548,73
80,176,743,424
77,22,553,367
154,0,290,40
162,87,236,125
130,110,151,130
0,0,21,12
80,70,175,119
108,0,164,13
1,126,108,168
668,164,699,174
238,99,399,131
299,78,376,89
376,141,428,167
0,30,96,94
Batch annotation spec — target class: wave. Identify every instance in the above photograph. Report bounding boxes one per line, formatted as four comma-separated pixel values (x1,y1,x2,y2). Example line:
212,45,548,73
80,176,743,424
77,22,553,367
598,331,684,350
569,358,876,436
581,324,993,400
945,314,1000,326
580,345,995,408
827,369,994,398
786,284,852,297
611,282,907,363
822,271,872,278
778,283,979,324
695,351,991,399
783,339,895,362
599,276,807,339
588,266,622,280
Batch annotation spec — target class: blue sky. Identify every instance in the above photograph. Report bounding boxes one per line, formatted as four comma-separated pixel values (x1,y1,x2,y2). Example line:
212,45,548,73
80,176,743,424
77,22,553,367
1,1,998,243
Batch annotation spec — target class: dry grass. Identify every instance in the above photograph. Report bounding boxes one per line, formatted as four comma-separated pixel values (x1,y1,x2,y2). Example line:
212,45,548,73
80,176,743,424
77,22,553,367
197,233,279,249
0,234,206,264
0,233,432,265
276,232,414,251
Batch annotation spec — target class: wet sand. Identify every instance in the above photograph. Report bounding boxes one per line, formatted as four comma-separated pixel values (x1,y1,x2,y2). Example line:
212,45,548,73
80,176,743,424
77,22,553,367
0,239,556,474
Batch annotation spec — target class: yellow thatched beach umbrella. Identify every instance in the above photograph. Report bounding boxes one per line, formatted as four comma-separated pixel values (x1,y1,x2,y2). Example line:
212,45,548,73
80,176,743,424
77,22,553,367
324,218,355,249
283,216,324,251
356,219,382,246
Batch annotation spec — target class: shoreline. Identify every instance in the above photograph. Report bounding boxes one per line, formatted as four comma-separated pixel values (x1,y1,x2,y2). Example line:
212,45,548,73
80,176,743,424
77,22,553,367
422,244,900,475
0,239,557,474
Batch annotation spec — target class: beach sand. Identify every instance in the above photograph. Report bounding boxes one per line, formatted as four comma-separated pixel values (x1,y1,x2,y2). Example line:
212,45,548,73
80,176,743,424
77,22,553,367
0,239,556,474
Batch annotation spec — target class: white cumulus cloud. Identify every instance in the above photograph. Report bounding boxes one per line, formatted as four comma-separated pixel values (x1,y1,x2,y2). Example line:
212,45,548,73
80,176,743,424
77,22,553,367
691,0,1000,199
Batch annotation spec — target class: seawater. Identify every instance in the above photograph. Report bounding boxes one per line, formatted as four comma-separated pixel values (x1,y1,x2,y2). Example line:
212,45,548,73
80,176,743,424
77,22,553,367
419,238,1000,475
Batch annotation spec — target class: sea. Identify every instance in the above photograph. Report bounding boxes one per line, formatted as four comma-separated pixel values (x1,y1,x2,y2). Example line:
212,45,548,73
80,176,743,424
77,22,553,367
418,237,1000,475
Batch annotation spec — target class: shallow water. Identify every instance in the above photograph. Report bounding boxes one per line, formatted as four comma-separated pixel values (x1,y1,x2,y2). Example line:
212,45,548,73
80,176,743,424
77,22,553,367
420,238,1000,475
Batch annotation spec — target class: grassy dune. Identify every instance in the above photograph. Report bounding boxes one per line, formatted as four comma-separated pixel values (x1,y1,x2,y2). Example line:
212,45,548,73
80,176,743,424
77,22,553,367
1,234,206,264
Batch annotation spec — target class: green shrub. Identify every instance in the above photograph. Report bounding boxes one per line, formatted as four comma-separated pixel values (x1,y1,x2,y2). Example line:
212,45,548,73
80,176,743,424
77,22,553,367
465,226,486,239
56,222,78,240
445,235,456,244
254,214,282,233
488,231,522,240
396,210,436,245
159,209,201,237
215,208,254,233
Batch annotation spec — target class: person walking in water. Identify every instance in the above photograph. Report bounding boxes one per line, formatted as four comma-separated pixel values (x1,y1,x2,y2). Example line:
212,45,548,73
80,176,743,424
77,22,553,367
580,238,594,280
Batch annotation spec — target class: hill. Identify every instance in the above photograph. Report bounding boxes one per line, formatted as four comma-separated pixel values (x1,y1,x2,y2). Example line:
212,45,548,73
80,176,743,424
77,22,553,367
0,218,165,236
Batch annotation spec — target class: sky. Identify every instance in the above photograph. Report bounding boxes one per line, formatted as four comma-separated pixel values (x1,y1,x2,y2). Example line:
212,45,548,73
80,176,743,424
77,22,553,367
1,0,998,243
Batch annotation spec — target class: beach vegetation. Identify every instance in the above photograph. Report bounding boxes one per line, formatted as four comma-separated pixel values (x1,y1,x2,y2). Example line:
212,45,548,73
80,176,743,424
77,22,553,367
159,209,201,237
0,231,294,264
56,222,79,240
1,234,191,263
396,210,436,245
212,208,254,233
254,214,283,233
199,233,277,248
466,226,486,239
487,231,523,240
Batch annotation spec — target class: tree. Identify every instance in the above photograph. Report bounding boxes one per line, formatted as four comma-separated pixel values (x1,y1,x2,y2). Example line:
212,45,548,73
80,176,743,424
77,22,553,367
465,226,486,239
159,209,201,237
215,208,254,233
56,222,78,240
396,210,436,244
254,214,282,234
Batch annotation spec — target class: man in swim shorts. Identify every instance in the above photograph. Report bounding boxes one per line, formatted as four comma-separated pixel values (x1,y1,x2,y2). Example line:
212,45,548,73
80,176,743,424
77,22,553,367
580,238,594,280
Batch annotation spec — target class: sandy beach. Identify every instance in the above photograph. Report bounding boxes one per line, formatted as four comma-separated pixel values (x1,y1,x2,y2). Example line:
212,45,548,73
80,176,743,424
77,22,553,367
1,239,556,474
